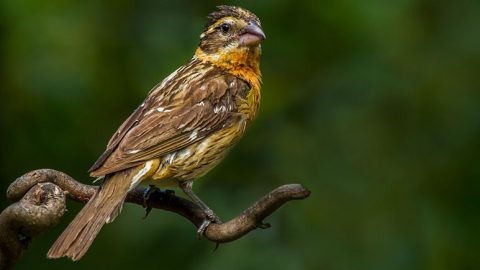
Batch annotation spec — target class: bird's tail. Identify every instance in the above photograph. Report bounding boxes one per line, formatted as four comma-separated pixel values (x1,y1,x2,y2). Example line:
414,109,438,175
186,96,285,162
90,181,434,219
47,165,147,261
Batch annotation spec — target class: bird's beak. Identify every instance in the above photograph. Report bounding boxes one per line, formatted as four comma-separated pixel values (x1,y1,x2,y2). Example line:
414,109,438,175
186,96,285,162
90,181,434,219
239,22,266,46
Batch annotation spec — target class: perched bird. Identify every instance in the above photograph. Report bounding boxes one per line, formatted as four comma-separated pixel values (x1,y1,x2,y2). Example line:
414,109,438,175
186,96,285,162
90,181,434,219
47,5,265,261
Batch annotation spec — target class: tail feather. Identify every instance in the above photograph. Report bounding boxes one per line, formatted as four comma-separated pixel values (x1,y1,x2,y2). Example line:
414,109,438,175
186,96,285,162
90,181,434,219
47,168,139,261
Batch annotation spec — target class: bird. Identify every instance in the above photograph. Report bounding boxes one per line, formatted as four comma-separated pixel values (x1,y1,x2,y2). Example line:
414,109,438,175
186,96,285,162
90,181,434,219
47,5,265,261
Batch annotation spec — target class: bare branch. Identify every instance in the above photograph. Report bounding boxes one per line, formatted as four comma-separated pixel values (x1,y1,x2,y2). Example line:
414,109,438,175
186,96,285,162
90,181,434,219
0,183,66,269
1,169,310,268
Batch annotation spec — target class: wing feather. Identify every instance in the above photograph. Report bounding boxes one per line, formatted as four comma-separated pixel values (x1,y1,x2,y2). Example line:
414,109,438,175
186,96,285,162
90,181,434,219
89,63,249,177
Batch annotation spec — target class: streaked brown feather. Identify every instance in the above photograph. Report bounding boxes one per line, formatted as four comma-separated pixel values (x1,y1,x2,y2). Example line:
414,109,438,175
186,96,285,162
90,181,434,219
48,166,143,260
89,59,250,177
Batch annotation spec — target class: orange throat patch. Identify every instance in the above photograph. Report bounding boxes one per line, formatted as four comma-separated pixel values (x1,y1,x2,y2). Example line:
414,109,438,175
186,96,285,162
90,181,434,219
194,46,261,91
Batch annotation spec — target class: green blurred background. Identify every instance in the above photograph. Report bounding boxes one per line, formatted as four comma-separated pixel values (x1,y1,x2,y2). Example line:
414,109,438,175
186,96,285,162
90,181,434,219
1,0,479,269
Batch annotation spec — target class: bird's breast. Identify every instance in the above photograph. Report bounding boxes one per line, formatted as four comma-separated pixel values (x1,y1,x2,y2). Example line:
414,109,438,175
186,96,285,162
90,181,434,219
151,119,247,183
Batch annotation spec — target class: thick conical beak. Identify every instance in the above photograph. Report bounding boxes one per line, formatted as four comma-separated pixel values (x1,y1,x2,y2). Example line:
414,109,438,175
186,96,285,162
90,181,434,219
239,22,266,46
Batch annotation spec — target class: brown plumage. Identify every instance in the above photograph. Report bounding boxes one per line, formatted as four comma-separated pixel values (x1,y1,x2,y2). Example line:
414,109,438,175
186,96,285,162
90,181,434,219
47,165,155,260
47,5,265,260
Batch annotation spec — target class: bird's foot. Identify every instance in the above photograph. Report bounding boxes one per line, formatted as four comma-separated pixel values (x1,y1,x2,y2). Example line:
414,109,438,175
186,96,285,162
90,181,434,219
142,185,159,219
196,209,222,238
197,219,211,238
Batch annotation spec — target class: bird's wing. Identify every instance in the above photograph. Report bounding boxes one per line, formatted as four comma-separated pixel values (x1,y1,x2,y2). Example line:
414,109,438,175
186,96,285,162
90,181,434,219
89,68,249,177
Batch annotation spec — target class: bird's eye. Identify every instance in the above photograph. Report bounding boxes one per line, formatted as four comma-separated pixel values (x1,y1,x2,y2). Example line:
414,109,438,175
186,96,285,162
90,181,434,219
220,23,231,34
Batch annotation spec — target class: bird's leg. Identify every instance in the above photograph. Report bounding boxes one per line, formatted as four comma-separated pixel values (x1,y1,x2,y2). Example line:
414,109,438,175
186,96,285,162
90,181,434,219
179,180,221,237
142,185,159,219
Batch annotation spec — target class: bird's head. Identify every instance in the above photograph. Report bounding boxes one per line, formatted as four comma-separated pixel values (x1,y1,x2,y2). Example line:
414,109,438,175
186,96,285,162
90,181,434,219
195,6,265,74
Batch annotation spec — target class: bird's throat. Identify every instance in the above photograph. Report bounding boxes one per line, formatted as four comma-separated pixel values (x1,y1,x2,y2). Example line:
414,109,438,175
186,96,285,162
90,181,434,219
194,46,261,90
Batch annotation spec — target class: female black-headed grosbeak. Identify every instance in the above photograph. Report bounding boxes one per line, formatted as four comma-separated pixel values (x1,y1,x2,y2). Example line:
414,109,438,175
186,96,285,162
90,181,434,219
48,5,265,261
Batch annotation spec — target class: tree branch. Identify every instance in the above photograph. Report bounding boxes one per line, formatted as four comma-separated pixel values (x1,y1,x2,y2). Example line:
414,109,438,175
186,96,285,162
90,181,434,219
1,169,310,268
0,182,66,269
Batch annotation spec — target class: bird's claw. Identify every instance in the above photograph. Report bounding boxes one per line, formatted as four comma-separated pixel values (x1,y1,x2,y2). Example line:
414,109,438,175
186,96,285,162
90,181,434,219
196,210,222,239
196,219,211,238
204,209,222,224
143,207,152,219
142,185,158,219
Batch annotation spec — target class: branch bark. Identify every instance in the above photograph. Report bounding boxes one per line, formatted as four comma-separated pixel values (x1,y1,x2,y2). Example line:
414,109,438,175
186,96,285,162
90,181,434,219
1,169,310,269
0,182,66,269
